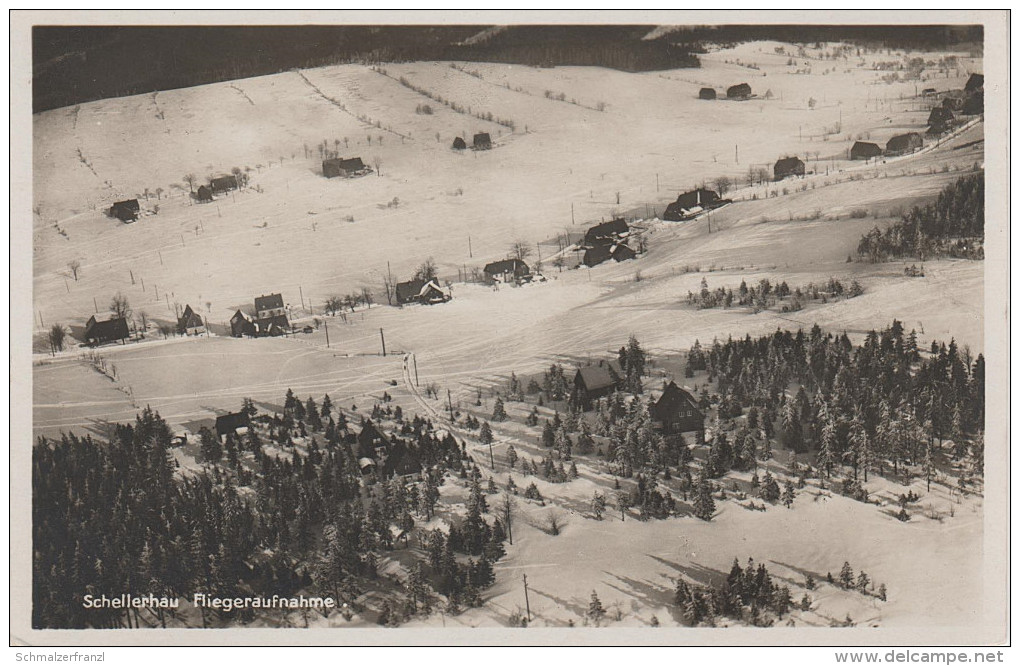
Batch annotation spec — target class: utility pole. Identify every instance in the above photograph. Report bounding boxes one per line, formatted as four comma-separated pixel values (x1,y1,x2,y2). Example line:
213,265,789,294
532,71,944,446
488,439,495,469
523,574,532,622
299,285,305,311
447,389,454,421
468,235,472,258
159,251,163,266
129,269,135,285
379,328,386,356
656,172,660,192
64,278,69,293
93,297,98,313
141,277,145,292
735,144,739,164
413,355,419,386
324,320,330,348
570,202,575,225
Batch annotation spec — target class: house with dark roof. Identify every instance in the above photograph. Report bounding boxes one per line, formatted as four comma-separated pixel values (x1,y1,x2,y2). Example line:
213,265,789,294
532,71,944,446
885,132,923,156
927,106,955,134
110,199,140,222
774,156,805,181
472,133,492,150
965,73,984,93
727,83,752,100
230,310,256,338
649,381,704,436
177,304,205,336
850,141,883,160
584,218,629,244
698,87,717,100
255,293,285,319
611,243,637,262
663,188,727,221
356,421,422,480
394,278,451,306
483,258,530,284
210,175,238,194
452,136,467,150
323,157,368,178
215,411,249,441
84,315,130,346
572,360,624,409
196,185,214,203
255,314,291,337
582,243,613,268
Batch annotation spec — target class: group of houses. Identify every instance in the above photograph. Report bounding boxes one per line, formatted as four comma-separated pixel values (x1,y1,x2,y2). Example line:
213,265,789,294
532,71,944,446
196,174,241,203
850,132,924,161
452,132,492,151
213,410,421,481
699,83,752,101
572,359,705,436
663,187,732,222
322,157,371,179
230,293,292,337
926,73,983,136
581,218,637,267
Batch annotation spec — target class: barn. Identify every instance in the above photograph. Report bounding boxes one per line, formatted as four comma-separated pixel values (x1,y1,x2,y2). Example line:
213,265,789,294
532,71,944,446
483,258,530,284
177,304,205,336
230,310,256,338
452,136,467,150
584,218,629,244
885,132,923,156
394,278,451,306
215,411,249,441
649,381,705,436
850,141,883,160
196,185,214,203
572,360,624,410
109,199,140,222
773,156,805,181
323,157,368,178
472,133,492,150
726,83,752,100
210,175,238,194
698,87,717,100
83,315,129,346
663,188,725,221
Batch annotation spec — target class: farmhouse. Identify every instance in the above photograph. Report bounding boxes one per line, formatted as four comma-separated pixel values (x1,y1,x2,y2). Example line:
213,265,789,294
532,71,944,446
773,156,805,181
850,141,882,160
230,310,256,338
109,199,140,222
83,314,129,346
215,411,249,441
582,243,612,268
698,87,717,100
177,304,205,336
965,73,984,92
394,278,451,306
726,83,752,100
472,133,492,150
584,218,629,244
210,175,238,194
572,360,624,409
452,136,467,150
483,258,530,284
323,157,368,178
663,188,725,221
885,132,923,156
611,243,637,262
255,293,286,319
356,421,422,480
927,106,955,133
255,315,290,337
196,185,214,203
649,381,705,436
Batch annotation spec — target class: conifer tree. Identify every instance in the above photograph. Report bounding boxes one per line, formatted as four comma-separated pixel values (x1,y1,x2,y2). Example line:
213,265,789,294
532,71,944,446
591,491,606,520
506,445,518,469
839,561,855,589
492,397,508,422
782,479,796,508
692,472,715,521
479,421,493,447
587,590,606,626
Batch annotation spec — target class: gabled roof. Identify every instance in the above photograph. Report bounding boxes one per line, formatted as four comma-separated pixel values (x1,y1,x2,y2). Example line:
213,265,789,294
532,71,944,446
254,293,284,312
215,411,249,438
255,314,290,335
774,156,804,171
885,132,922,152
473,132,491,144
965,73,984,92
585,218,629,243
650,381,700,419
179,305,204,328
850,141,882,156
357,421,389,458
113,199,140,211
727,83,751,98
84,315,129,341
339,157,365,171
483,258,529,275
575,360,623,392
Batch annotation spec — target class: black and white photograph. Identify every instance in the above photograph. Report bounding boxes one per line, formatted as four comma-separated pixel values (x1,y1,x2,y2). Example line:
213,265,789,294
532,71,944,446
10,10,1010,651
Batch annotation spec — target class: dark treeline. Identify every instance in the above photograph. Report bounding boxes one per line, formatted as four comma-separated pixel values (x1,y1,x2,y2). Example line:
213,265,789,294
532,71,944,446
857,172,984,261
663,24,981,52
33,396,505,629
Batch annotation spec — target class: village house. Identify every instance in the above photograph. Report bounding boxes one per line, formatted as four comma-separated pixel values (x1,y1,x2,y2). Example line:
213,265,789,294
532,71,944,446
196,185,214,203
472,133,492,150
698,87,717,100
210,175,239,194
927,106,955,134
483,258,530,284
773,156,805,181
230,310,256,338
356,421,422,481
584,218,629,244
726,83,752,100
572,360,624,409
885,132,923,156
452,136,467,150
394,278,451,306
649,381,705,436
322,157,369,178
177,304,206,336
965,73,984,93
83,314,130,346
255,293,286,319
109,199,140,222
850,141,883,160
663,188,726,221
215,411,249,442
582,243,613,268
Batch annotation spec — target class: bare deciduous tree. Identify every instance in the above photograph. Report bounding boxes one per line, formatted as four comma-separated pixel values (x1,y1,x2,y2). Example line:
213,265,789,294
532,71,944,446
509,239,533,262
68,260,81,282
48,323,66,353
414,257,437,281
183,174,196,193
110,292,131,320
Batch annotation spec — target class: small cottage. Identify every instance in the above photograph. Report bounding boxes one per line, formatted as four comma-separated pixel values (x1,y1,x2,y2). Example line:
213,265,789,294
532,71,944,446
196,185,214,203
965,73,984,93
885,132,923,156
230,310,256,338
177,304,206,336
726,83,752,100
698,87,717,100
663,188,723,221
649,381,705,436
452,136,467,150
611,243,637,262
210,175,239,194
773,156,805,181
472,133,492,150
323,157,368,178
83,315,130,346
572,360,624,409
584,218,629,244
110,199,140,222
582,243,613,268
394,278,451,306
215,411,249,442
850,141,883,160
927,106,955,131
483,258,530,284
